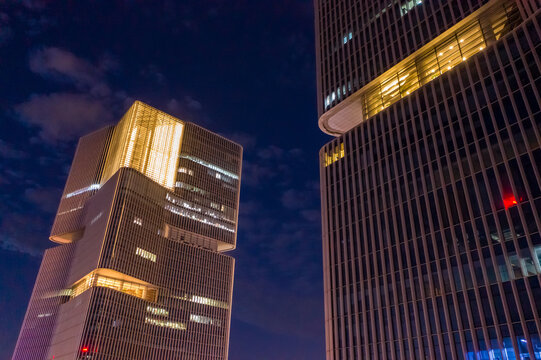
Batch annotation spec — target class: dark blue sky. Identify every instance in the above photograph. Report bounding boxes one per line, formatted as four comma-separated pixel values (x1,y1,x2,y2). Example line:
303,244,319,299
0,0,329,359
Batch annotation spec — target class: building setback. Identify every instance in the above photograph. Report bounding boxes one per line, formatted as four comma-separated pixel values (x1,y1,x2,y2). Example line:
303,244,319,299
12,101,242,360
316,0,541,358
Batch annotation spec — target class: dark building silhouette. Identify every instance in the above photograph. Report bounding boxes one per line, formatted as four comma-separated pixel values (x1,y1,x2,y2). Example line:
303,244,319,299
316,0,541,358
12,101,242,360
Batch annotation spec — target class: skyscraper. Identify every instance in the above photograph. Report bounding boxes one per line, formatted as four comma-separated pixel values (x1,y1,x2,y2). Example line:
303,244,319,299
12,101,242,360
316,0,541,358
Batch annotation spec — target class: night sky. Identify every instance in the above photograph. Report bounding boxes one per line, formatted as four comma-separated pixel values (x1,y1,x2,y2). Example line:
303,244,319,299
0,0,330,359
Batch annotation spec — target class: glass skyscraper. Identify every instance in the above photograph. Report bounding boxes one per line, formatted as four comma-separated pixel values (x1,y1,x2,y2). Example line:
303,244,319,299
12,101,242,359
316,0,541,358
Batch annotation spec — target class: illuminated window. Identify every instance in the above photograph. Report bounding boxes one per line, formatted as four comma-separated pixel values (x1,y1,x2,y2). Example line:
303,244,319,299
190,295,229,309
400,0,422,16
179,154,239,180
175,181,207,195
171,293,229,309
42,289,72,299
136,247,157,262
534,247,541,274
343,31,353,45
178,167,194,176
190,314,222,326
359,1,519,120
70,269,158,302
208,169,235,184
65,184,100,199
145,317,186,330
133,217,142,226
165,193,236,232
165,204,235,233
324,143,345,167
146,305,169,317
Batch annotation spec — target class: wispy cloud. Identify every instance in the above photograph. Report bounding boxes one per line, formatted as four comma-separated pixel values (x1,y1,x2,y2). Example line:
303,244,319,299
232,142,323,339
0,183,62,257
16,92,114,142
24,187,61,213
0,140,27,159
15,47,123,143
0,212,51,257
29,47,113,96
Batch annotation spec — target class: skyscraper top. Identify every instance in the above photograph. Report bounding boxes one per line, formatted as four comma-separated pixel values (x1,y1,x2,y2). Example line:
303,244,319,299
50,100,242,251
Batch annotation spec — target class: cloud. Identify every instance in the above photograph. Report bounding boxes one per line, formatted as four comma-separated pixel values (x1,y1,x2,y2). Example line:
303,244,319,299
18,47,207,145
233,205,324,338
16,92,114,142
29,47,111,96
14,47,127,142
184,95,202,110
0,140,27,159
167,95,203,114
24,187,61,213
140,64,166,84
241,145,306,187
281,188,312,209
241,161,280,187
257,145,284,160
0,212,49,257
0,185,62,257
232,143,323,339
233,278,323,339
300,209,320,222
222,132,257,150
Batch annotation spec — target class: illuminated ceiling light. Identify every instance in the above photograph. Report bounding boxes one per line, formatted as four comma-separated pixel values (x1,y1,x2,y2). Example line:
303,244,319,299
438,52,443,56
462,57,467,61
381,79,399,92
431,69,436,73
479,46,484,50
447,66,452,70
406,91,410,95
459,39,464,42
449,45,454,49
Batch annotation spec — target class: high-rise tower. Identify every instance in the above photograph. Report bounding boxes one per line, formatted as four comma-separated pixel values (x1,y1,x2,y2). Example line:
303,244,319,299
316,0,541,358
12,101,242,360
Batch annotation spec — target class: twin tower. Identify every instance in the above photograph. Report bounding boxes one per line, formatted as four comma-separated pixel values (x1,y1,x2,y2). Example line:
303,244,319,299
12,101,242,359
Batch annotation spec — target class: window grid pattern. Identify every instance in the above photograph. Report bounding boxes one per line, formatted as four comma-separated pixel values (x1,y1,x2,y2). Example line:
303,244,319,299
362,2,520,120
320,12,541,360
318,0,523,135
50,126,113,243
11,245,75,360
315,0,496,117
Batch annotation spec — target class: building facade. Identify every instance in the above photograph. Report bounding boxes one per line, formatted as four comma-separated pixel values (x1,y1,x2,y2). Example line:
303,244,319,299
12,101,242,360
316,0,541,358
